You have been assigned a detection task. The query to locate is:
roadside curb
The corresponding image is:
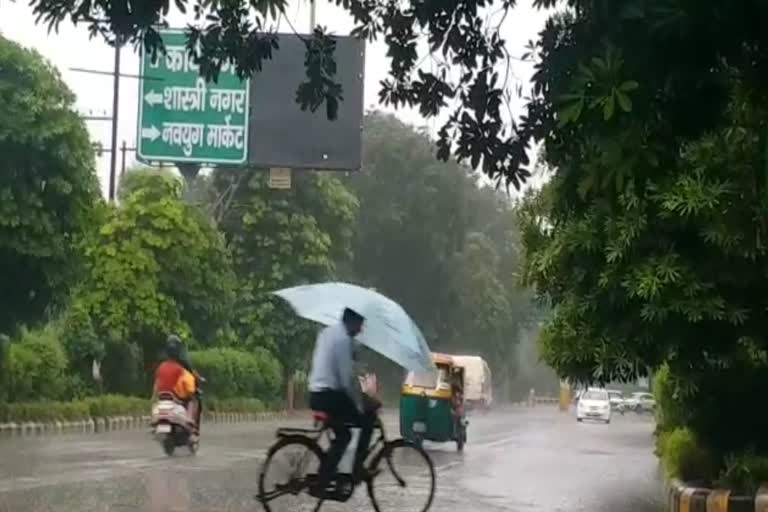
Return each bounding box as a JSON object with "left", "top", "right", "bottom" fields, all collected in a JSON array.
[
  {"left": 668, "top": 479, "right": 768, "bottom": 512},
  {"left": 0, "top": 410, "right": 295, "bottom": 438}
]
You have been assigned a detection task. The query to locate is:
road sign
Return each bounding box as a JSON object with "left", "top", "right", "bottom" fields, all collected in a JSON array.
[
  {"left": 268, "top": 167, "right": 292, "bottom": 189},
  {"left": 137, "top": 30, "right": 250, "bottom": 165},
  {"left": 247, "top": 34, "right": 365, "bottom": 171}
]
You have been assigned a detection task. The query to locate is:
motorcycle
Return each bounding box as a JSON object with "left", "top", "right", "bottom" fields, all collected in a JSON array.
[{"left": 150, "top": 375, "right": 204, "bottom": 456}]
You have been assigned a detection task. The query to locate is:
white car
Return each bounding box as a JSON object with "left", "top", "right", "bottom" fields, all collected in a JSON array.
[
  {"left": 625, "top": 392, "right": 655, "bottom": 413},
  {"left": 607, "top": 389, "right": 626, "bottom": 413},
  {"left": 576, "top": 388, "right": 612, "bottom": 424}
]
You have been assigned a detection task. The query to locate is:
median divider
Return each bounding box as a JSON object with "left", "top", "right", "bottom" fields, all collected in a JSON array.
[
  {"left": 667, "top": 480, "right": 768, "bottom": 512},
  {"left": 534, "top": 396, "right": 559, "bottom": 406},
  {"left": 0, "top": 409, "right": 298, "bottom": 438}
]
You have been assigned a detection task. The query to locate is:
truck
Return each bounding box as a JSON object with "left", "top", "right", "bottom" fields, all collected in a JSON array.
[{"left": 451, "top": 355, "right": 493, "bottom": 410}]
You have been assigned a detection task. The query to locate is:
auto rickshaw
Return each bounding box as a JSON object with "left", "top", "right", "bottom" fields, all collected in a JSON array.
[{"left": 399, "top": 352, "right": 468, "bottom": 451}]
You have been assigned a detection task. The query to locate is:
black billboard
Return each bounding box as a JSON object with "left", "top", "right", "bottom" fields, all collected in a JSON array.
[{"left": 247, "top": 34, "right": 365, "bottom": 171}]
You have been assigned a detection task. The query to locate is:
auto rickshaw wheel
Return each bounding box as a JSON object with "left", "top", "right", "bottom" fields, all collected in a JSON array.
[{"left": 456, "top": 424, "right": 466, "bottom": 452}]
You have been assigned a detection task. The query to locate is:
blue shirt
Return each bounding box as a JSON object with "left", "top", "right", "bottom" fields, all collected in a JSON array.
[{"left": 308, "top": 323, "right": 360, "bottom": 406}]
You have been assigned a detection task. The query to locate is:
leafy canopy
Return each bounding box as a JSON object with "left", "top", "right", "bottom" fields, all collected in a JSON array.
[
  {"left": 0, "top": 35, "right": 99, "bottom": 335},
  {"left": 347, "top": 112, "right": 537, "bottom": 386},
  {"left": 516, "top": 0, "right": 768, "bottom": 464},
  {"left": 64, "top": 168, "right": 236, "bottom": 391},
  {"left": 212, "top": 168, "right": 358, "bottom": 375}
]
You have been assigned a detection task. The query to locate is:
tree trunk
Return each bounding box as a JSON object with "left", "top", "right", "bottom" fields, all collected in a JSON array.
[{"left": 286, "top": 374, "right": 295, "bottom": 411}]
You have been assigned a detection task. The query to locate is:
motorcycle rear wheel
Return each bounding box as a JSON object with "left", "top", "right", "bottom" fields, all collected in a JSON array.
[{"left": 163, "top": 435, "right": 176, "bottom": 456}]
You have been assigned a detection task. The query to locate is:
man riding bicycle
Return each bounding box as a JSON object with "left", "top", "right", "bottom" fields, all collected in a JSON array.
[{"left": 308, "top": 307, "right": 380, "bottom": 497}]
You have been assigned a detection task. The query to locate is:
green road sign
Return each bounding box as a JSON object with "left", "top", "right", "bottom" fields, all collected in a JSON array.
[{"left": 137, "top": 30, "right": 250, "bottom": 165}]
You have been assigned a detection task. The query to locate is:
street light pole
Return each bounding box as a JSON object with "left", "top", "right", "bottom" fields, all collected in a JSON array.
[{"left": 108, "top": 38, "right": 122, "bottom": 202}]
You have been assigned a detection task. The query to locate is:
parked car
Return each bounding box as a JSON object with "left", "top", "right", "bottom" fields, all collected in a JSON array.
[
  {"left": 576, "top": 388, "right": 612, "bottom": 424},
  {"left": 625, "top": 392, "right": 655, "bottom": 413},
  {"left": 607, "top": 389, "right": 626, "bottom": 414}
]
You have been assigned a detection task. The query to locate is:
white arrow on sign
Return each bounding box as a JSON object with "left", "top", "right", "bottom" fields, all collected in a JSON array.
[
  {"left": 141, "top": 125, "right": 161, "bottom": 142},
  {"left": 144, "top": 90, "right": 163, "bottom": 106}
]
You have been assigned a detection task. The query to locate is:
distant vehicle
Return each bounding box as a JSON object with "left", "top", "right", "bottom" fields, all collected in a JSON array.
[
  {"left": 625, "top": 392, "right": 655, "bottom": 413},
  {"left": 452, "top": 355, "right": 492, "bottom": 410},
  {"left": 607, "top": 389, "right": 626, "bottom": 414},
  {"left": 576, "top": 388, "right": 612, "bottom": 424}
]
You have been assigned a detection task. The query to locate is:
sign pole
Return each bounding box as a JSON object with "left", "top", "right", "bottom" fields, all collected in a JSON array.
[{"left": 108, "top": 38, "right": 122, "bottom": 202}]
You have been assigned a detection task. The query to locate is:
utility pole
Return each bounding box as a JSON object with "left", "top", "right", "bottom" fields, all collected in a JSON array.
[
  {"left": 108, "top": 38, "right": 123, "bottom": 202},
  {"left": 120, "top": 140, "right": 128, "bottom": 178}
]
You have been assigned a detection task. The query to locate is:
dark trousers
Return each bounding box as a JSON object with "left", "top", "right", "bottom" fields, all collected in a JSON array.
[{"left": 309, "top": 390, "right": 375, "bottom": 486}]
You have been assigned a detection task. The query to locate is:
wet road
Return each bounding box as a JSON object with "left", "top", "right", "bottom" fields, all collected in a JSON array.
[{"left": 0, "top": 408, "right": 664, "bottom": 512}]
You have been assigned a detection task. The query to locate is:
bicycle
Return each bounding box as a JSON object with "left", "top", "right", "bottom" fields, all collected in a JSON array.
[{"left": 257, "top": 410, "right": 436, "bottom": 512}]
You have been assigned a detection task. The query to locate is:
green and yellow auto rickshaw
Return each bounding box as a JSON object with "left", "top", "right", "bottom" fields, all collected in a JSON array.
[{"left": 400, "top": 352, "right": 468, "bottom": 451}]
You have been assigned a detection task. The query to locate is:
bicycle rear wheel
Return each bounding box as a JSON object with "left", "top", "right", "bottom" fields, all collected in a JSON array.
[
  {"left": 257, "top": 435, "right": 324, "bottom": 512},
  {"left": 366, "top": 439, "right": 436, "bottom": 512}
]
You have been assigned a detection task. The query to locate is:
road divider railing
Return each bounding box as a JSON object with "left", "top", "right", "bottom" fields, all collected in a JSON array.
[
  {"left": 534, "top": 396, "right": 560, "bottom": 405},
  {"left": 0, "top": 409, "right": 297, "bottom": 438}
]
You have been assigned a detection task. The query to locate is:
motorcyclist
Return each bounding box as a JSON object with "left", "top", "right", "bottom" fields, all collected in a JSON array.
[
  {"left": 153, "top": 336, "right": 201, "bottom": 436},
  {"left": 308, "top": 308, "right": 381, "bottom": 497}
]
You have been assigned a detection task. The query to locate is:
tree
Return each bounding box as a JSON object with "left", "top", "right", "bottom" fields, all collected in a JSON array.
[
  {"left": 347, "top": 112, "right": 537, "bottom": 392},
  {"left": 65, "top": 168, "right": 237, "bottom": 393},
  {"left": 212, "top": 168, "right": 358, "bottom": 381},
  {"left": 0, "top": 35, "right": 99, "bottom": 335},
  {"left": 515, "top": 2, "right": 768, "bottom": 469}
]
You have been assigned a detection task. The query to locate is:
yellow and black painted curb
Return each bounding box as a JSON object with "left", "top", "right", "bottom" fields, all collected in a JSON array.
[{"left": 668, "top": 480, "right": 768, "bottom": 512}]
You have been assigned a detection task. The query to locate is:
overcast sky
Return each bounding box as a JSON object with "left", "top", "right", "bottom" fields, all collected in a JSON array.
[{"left": 0, "top": 0, "right": 550, "bottom": 198}]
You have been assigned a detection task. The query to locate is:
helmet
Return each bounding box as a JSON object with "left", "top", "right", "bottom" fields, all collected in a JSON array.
[{"left": 166, "top": 334, "right": 183, "bottom": 360}]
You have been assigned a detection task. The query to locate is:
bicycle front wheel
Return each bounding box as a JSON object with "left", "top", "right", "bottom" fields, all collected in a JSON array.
[
  {"left": 366, "top": 439, "right": 436, "bottom": 512},
  {"left": 257, "top": 435, "right": 324, "bottom": 512}
]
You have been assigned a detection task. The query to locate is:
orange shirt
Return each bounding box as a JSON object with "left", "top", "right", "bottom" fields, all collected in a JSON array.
[{"left": 155, "top": 361, "right": 196, "bottom": 399}]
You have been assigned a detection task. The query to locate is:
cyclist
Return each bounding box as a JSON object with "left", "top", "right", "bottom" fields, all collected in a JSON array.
[{"left": 308, "top": 307, "right": 380, "bottom": 497}]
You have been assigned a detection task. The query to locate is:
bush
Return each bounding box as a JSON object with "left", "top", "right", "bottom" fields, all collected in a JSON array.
[
  {"left": 717, "top": 453, "right": 768, "bottom": 494},
  {"left": 0, "top": 394, "right": 272, "bottom": 423},
  {"left": 85, "top": 395, "right": 149, "bottom": 417},
  {"left": 660, "top": 427, "right": 715, "bottom": 484},
  {"left": 190, "top": 347, "right": 282, "bottom": 400},
  {"left": 206, "top": 397, "right": 266, "bottom": 414},
  {"left": 0, "top": 395, "right": 150, "bottom": 422},
  {"left": 0, "top": 401, "right": 91, "bottom": 422},
  {"left": 653, "top": 364, "right": 686, "bottom": 433},
  {"left": 7, "top": 325, "right": 70, "bottom": 401}
]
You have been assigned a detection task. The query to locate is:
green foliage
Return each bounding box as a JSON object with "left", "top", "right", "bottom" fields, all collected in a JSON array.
[
  {"left": 0, "top": 35, "right": 99, "bottom": 335},
  {"left": 190, "top": 347, "right": 282, "bottom": 400},
  {"left": 66, "top": 168, "right": 237, "bottom": 392},
  {"left": 206, "top": 397, "right": 266, "bottom": 414},
  {"left": 0, "top": 335, "right": 9, "bottom": 401},
  {"left": 659, "top": 427, "right": 714, "bottom": 484},
  {"left": 0, "top": 394, "right": 269, "bottom": 422},
  {"left": 717, "top": 453, "right": 768, "bottom": 494},
  {"left": 6, "top": 325, "right": 69, "bottom": 402},
  {"left": 653, "top": 364, "right": 686, "bottom": 435},
  {"left": 347, "top": 113, "right": 538, "bottom": 393},
  {"left": 213, "top": 169, "right": 358, "bottom": 376},
  {"left": 0, "top": 400, "right": 91, "bottom": 423},
  {"left": 518, "top": 0, "right": 768, "bottom": 477}
]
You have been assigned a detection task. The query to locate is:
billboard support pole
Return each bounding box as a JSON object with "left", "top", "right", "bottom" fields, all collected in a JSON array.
[
  {"left": 108, "top": 38, "right": 122, "bottom": 202},
  {"left": 309, "top": 0, "right": 316, "bottom": 31}
]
